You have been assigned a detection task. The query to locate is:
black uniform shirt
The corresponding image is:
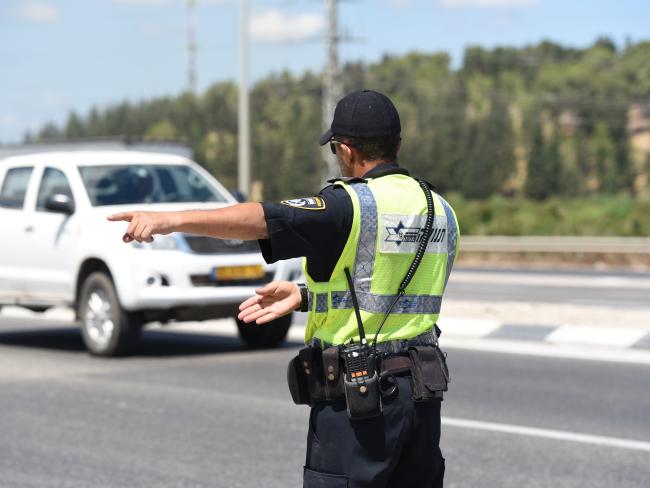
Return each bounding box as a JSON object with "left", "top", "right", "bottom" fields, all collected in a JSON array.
[{"left": 258, "top": 162, "right": 410, "bottom": 282}]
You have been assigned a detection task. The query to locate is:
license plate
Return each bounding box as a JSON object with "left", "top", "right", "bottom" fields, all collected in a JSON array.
[{"left": 213, "top": 265, "right": 265, "bottom": 281}]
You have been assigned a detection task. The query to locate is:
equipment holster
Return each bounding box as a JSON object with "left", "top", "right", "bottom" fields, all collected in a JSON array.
[
  {"left": 286, "top": 346, "right": 344, "bottom": 405},
  {"left": 287, "top": 347, "right": 312, "bottom": 405},
  {"left": 407, "top": 345, "right": 450, "bottom": 402},
  {"left": 344, "top": 371, "right": 382, "bottom": 420},
  {"left": 321, "top": 346, "right": 345, "bottom": 400}
]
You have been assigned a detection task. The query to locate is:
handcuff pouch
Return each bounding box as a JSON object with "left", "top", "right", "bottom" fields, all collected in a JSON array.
[
  {"left": 287, "top": 346, "right": 345, "bottom": 405},
  {"left": 408, "top": 345, "right": 450, "bottom": 402},
  {"left": 287, "top": 347, "right": 312, "bottom": 405}
]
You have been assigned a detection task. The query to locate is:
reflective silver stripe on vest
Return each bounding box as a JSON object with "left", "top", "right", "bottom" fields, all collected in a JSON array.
[
  {"left": 315, "top": 293, "right": 328, "bottom": 313},
  {"left": 349, "top": 183, "right": 377, "bottom": 292},
  {"left": 440, "top": 196, "right": 458, "bottom": 288},
  {"left": 332, "top": 182, "right": 443, "bottom": 315},
  {"left": 331, "top": 291, "right": 442, "bottom": 314}
]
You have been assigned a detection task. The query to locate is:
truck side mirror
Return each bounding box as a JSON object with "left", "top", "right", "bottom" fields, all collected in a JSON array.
[{"left": 45, "top": 193, "right": 75, "bottom": 215}]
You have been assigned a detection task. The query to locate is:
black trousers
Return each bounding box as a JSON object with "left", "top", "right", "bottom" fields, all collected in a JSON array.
[{"left": 303, "top": 376, "right": 445, "bottom": 488}]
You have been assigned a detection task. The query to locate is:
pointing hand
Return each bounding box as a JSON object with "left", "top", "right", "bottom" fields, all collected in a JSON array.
[{"left": 106, "top": 211, "right": 178, "bottom": 243}]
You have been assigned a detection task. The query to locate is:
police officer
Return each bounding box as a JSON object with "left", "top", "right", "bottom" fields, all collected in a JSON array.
[{"left": 108, "top": 89, "right": 459, "bottom": 488}]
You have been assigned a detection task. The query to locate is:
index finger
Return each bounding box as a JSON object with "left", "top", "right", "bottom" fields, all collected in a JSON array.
[{"left": 106, "top": 212, "right": 134, "bottom": 222}]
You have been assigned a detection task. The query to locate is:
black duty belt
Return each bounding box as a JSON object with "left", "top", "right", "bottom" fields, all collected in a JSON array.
[
  {"left": 381, "top": 354, "right": 413, "bottom": 375},
  {"left": 311, "top": 326, "right": 441, "bottom": 355},
  {"left": 287, "top": 337, "right": 450, "bottom": 407}
]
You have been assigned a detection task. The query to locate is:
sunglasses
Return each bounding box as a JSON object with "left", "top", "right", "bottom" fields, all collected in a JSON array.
[{"left": 329, "top": 139, "right": 361, "bottom": 155}]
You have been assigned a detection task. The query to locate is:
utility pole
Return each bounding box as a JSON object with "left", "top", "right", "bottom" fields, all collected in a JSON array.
[
  {"left": 322, "top": 0, "right": 343, "bottom": 181},
  {"left": 238, "top": 0, "right": 250, "bottom": 196},
  {"left": 187, "top": 0, "right": 198, "bottom": 94}
]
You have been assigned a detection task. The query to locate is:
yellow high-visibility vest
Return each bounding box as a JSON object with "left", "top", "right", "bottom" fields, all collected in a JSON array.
[{"left": 303, "top": 173, "right": 460, "bottom": 345}]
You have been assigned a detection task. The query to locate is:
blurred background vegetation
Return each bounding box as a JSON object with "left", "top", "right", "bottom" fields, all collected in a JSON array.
[{"left": 27, "top": 38, "right": 650, "bottom": 236}]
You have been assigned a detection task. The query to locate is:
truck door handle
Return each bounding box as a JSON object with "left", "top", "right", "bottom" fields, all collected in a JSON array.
[{"left": 24, "top": 225, "right": 34, "bottom": 233}]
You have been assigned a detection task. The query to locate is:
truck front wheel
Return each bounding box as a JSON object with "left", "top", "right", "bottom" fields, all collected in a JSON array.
[
  {"left": 78, "top": 272, "right": 142, "bottom": 356},
  {"left": 236, "top": 313, "right": 292, "bottom": 349}
]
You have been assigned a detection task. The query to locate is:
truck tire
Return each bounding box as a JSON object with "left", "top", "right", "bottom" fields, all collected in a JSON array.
[
  {"left": 236, "top": 313, "right": 292, "bottom": 349},
  {"left": 78, "top": 272, "right": 142, "bottom": 356}
]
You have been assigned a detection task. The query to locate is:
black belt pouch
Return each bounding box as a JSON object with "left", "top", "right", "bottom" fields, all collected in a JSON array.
[
  {"left": 408, "top": 346, "right": 450, "bottom": 402},
  {"left": 287, "top": 347, "right": 314, "bottom": 406},
  {"left": 344, "top": 372, "right": 382, "bottom": 420},
  {"left": 321, "top": 346, "right": 344, "bottom": 401}
]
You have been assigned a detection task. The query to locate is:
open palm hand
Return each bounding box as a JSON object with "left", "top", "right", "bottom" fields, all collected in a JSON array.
[{"left": 237, "top": 281, "right": 301, "bottom": 325}]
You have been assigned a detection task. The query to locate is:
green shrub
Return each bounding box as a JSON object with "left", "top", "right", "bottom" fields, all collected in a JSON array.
[{"left": 445, "top": 195, "right": 650, "bottom": 236}]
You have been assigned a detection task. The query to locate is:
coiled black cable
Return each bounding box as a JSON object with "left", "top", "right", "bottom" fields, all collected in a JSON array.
[{"left": 371, "top": 178, "right": 436, "bottom": 350}]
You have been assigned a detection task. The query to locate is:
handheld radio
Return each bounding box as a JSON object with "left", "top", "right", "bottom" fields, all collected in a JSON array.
[{"left": 342, "top": 268, "right": 382, "bottom": 419}]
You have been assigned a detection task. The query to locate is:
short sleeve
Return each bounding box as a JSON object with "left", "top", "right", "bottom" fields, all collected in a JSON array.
[{"left": 257, "top": 185, "right": 353, "bottom": 282}]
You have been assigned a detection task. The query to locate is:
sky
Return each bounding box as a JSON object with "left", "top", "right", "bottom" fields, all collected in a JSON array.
[{"left": 0, "top": 0, "right": 648, "bottom": 143}]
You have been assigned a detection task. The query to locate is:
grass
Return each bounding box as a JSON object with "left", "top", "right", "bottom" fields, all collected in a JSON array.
[{"left": 445, "top": 194, "right": 650, "bottom": 236}]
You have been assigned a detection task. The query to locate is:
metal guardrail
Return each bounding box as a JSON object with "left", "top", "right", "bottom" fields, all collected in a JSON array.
[{"left": 460, "top": 236, "right": 650, "bottom": 254}]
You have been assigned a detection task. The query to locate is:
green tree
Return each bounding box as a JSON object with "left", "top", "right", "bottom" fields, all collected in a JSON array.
[
  {"left": 144, "top": 119, "right": 177, "bottom": 140},
  {"left": 65, "top": 113, "right": 85, "bottom": 138},
  {"left": 463, "top": 89, "right": 515, "bottom": 199},
  {"left": 591, "top": 122, "right": 618, "bottom": 193},
  {"left": 525, "top": 117, "right": 561, "bottom": 200}
]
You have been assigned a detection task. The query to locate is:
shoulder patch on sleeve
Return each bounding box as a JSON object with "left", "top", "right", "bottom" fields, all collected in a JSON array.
[{"left": 280, "top": 196, "right": 327, "bottom": 211}]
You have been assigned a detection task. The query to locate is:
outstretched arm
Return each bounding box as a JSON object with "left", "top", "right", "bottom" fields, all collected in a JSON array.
[
  {"left": 107, "top": 202, "right": 268, "bottom": 243},
  {"left": 238, "top": 281, "right": 302, "bottom": 325}
]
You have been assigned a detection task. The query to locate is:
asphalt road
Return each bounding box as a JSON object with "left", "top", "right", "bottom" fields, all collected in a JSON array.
[{"left": 1, "top": 318, "right": 649, "bottom": 488}]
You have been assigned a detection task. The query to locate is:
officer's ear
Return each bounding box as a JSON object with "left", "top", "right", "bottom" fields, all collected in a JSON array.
[{"left": 339, "top": 142, "right": 355, "bottom": 165}]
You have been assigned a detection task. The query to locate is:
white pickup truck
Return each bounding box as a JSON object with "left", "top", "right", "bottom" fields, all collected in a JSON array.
[{"left": 0, "top": 149, "right": 300, "bottom": 356}]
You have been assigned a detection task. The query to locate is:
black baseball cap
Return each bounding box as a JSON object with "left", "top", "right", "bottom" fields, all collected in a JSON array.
[{"left": 319, "top": 89, "right": 401, "bottom": 145}]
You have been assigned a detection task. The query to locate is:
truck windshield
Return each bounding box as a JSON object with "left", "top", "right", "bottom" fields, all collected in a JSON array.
[{"left": 79, "top": 164, "right": 229, "bottom": 206}]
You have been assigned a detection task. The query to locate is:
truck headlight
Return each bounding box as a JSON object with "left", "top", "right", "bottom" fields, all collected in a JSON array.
[{"left": 131, "top": 235, "right": 180, "bottom": 251}]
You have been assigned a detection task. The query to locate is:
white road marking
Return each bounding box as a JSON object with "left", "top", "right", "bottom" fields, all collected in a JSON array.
[
  {"left": 148, "top": 319, "right": 234, "bottom": 334},
  {"left": 149, "top": 320, "right": 309, "bottom": 342},
  {"left": 440, "top": 337, "right": 650, "bottom": 365},
  {"left": 546, "top": 325, "right": 648, "bottom": 348},
  {"left": 437, "top": 317, "right": 501, "bottom": 337},
  {"left": 442, "top": 417, "right": 650, "bottom": 452}
]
